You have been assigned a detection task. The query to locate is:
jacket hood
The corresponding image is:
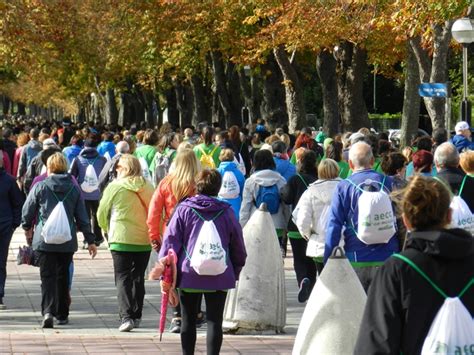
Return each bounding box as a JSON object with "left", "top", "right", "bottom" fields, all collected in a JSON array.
[
  {"left": 44, "top": 174, "right": 76, "bottom": 193},
  {"left": 28, "top": 140, "right": 42, "bottom": 151},
  {"left": 309, "top": 178, "right": 341, "bottom": 204},
  {"left": 406, "top": 228, "right": 474, "bottom": 260},
  {"left": 117, "top": 176, "right": 149, "bottom": 193},
  {"left": 181, "top": 194, "right": 231, "bottom": 214},
  {"left": 219, "top": 161, "right": 238, "bottom": 172},
  {"left": 253, "top": 169, "right": 284, "bottom": 186},
  {"left": 79, "top": 147, "right": 99, "bottom": 159}
]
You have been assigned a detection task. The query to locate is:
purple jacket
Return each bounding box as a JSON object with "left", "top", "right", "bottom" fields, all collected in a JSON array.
[{"left": 159, "top": 195, "right": 247, "bottom": 290}]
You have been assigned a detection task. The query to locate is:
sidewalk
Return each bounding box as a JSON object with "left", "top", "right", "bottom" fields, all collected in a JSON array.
[{"left": 0, "top": 229, "right": 303, "bottom": 354}]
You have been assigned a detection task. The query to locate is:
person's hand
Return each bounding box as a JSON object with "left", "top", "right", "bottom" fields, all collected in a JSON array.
[
  {"left": 151, "top": 239, "right": 161, "bottom": 251},
  {"left": 25, "top": 229, "right": 33, "bottom": 245},
  {"left": 88, "top": 244, "right": 97, "bottom": 259}
]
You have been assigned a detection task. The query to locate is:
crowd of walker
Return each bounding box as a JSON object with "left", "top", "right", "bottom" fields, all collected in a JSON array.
[{"left": 0, "top": 115, "right": 473, "bottom": 354}]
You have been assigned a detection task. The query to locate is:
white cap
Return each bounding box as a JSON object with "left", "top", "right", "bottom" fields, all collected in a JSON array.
[{"left": 455, "top": 121, "right": 470, "bottom": 133}]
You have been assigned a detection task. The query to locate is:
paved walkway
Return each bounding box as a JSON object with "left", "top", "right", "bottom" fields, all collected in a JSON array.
[{"left": 0, "top": 229, "right": 304, "bottom": 354}]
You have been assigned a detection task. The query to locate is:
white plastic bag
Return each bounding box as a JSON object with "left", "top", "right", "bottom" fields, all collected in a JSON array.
[
  {"left": 190, "top": 220, "right": 227, "bottom": 276},
  {"left": 234, "top": 154, "right": 246, "bottom": 176},
  {"left": 218, "top": 171, "right": 240, "bottom": 199},
  {"left": 421, "top": 297, "right": 474, "bottom": 354},
  {"left": 81, "top": 164, "right": 99, "bottom": 193},
  {"left": 42, "top": 201, "right": 72, "bottom": 244},
  {"left": 449, "top": 196, "right": 474, "bottom": 235}
]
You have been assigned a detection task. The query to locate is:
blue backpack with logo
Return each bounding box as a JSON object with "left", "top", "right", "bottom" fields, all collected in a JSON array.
[{"left": 255, "top": 184, "right": 280, "bottom": 214}]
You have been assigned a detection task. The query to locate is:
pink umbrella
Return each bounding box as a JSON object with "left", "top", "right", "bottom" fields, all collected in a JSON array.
[{"left": 149, "top": 249, "right": 178, "bottom": 341}]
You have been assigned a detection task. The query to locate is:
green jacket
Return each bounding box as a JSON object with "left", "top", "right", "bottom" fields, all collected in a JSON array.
[
  {"left": 134, "top": 144, "right": 157, "bottom": 173},
  {"left": 98, "top": 176, "right": 154, "bottom": 246},
  {"left": 193, "top": 143, "right": 221, "bottom": 169}
]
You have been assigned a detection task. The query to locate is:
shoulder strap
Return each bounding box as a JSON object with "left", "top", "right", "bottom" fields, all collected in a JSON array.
[
  {"left": 191, "top": 208, "right": 224, "bottom": 222},
  {"left": 134, "top": 191, "right": 148, "bottom": 213},
  {"left": 199, "top": 145, "right": 209, "bottom": 156},
  {"left": 434, "top": 176, "right": 454, "bottom": 197},
  {"left": 458, "top": 175, "right": 468, "bottom": 196},
  {"left": 47, "top": 185, "right": 76, "bottom": 203},
  {"left": 297, "top": 173, "right": 308, "bottom": 188},
  {"left": 393, "top": 253, "right": 474, "bottom": 299},
  {"left": 210, "top": 145, "right": 218, "bottom": 155}
]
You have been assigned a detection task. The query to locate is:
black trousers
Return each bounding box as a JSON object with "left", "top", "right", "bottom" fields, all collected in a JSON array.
[
  {"left": 0, "top": 223, "right": 14, "bottom": 298},
  {"left": 179, "top": 290, "right": 227, "bottom": 355},
  {"left": 289, "top": 237, "right": 317, "bottom": 287},
  {"left": 111, "top": 251, "right": 150, "bottom": 321},
  {"left": 84, "top": 200, "right": 103, "bottom": 243},
  {"left": 37, "top": 251, "right": 73, "bottom": 320}
]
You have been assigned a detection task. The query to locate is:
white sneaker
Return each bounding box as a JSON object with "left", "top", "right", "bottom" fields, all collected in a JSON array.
[{"left": 119, "top": 320, "right": 134, "bottom": 332}]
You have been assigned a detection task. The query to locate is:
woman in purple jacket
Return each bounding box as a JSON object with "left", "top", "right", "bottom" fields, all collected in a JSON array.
[{"left": 159, "top": 169, "right": 247, "bottom": 355}]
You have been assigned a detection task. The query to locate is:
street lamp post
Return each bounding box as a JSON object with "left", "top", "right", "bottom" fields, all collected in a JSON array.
[{"left": 452, "top": 17, "right": 474, "bottom": 127}]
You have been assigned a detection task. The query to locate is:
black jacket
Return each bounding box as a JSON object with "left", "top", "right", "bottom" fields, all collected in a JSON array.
[
  {"left": 24, "top": 147, "right": 62, "bottom": 193},
  {"left": 354, "top": 229, "right": 474, "bottom": 355},
  {"left": 21, "top": 173, "right": 95, "bottom": 252},
  {"left": 281, "top": 172, "right": 317, "bottom": 232},
  {"left": 0, "top": 168, "right": 23, "bottom": 227},
  {"left": 437, "top": 167, "right": 474, "bottom": 213},
  {"left": 2, "top": 139, "right": 16, "bottom": 167}
]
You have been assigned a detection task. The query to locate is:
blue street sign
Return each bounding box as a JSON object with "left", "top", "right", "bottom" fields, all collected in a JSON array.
[{"left": 418, "top": 83, "right": 449, "bottom": 98}]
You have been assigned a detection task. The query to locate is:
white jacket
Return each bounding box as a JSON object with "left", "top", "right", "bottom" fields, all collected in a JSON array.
[
  {"left": 294, "top": 178, "right": 341, "bottom": 257},
  {"left": 239, "top": 169, "right": 290, "bottom": 229}
]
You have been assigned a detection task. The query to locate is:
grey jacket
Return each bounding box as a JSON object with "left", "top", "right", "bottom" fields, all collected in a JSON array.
[
  {"left": 239, "top": 169, "right": 290, "bottom": 229},
  {"left": 21, "top": 174, "right": 95, "bottom": 252}
]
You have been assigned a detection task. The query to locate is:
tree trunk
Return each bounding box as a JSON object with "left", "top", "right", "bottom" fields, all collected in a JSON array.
[
  {"left": 210, "top": 50, "right": 236, "bottom": 128},
  {"left": 132, "top": 86, "right": 146, "bottom": 128},
  {"left": 316, "top": 50, "right": 340, "bottom": 136},
  {"left": 175, "top": 79, "right": 193, "bottom": 128},
  {"left": 401, "top": 43, "right": 421, "bottom": 148},
  {"left": 335, "top": 42, "right": 370, "bottom": 132},
  {"left": 105, "top": 88, "right": 118, "bottom": 126},
  {"left": 239, "top": 69, "right": 262, "bottom": 126},
  {"left": 260, "top": 52, "right": 288, "bottom": 130},
  {"left": 118, "top": 92, "right": 133, "bottom": 127},
  {"left": 273, "top": 45, "right": 307, "bottom": 132},
  {"left": 165, "top": 87, "right": 180, "bottom": 128},
  {"left": 2, "top": 96, "right": 10, "bottom": 115},
  {"left": 190, "top": 75, "right": 210, "bottom": 127},
  {"left": 91, "top": 93, "right": 102, "bottom": 125},
  {"left": 409, "top": 21, "right": 452, "bottom": 130},
  {"left": 143, "top": 89, "right": 155, "bottom": 128},
  {"left": 17, "top": 102, "right": 26, "bottom": 115},
  {"left": 226, "top": 62, "right": 244, "bottom": 126}
]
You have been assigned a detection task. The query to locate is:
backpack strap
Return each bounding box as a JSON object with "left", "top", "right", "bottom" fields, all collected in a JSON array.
[
  {"left": 47, "top": 185, "right": 76, "bottom": 203},
  {"left": 134, "top": 192, "right": 148, "bottom": 213},
  {"left": 210, "top": 145, "right": 219, "bottom": 156},
  {"left": 191, "top": 208, "right": 224, "bottom": 222},
  {"left": 393, "top": 253, "right": 474, "bottom": 299},
  {"left": 458, "top": 175, "right": 469, "bottom": 196},
  {"left": 433, "top": 176, "right": 454, "bottom": 197},
  {"left": 296, "top": 173, "right": 308, "bottom": 188}
]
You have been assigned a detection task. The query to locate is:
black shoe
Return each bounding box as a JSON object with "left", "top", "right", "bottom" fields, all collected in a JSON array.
[
  {"left": 57, "top": 317, "right": 69, "bottom": 325},
  {"left": 298, "top": 278, "right": 312, "bottom": 303},
  {"left": 196, "top": 312, "right": 206, "bottom": 328},
  {"left": 0, "top": 297, "right": 5, "bottom": 310},
  {"left": 42, "top": 314, "right": 54, "bottom": 328},
  {"left": 133, "top": 318, "right": 141, "bottom": 328},
  {"left": 169, "top": 318, "right": 181, "bottom": 333}
]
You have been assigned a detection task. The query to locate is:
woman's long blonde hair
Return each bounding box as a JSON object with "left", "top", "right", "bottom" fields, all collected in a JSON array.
[{"left": 170, "top": 148, "right": 200, "bottom": 201}]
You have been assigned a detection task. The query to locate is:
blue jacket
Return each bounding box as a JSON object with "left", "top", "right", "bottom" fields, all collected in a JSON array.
[
  {"left": 274, "top": 157, "right": 296, "bottom": 182},
  {"left": 69, "top": 148, "right": 107, "bottom": 201},
  {"left": 324, "top": 169, "right": 400, "bottom": 263},
  {"left": 217, "top": 161, "right": 245, "bottom": 220},
  {"left": 450, "top": 134, "right": 474, "bottom": 153},
  {"left": 63, "top": 145, "right": 82, "bottom": 166},
  {"left": 97, "top": 141, "right": 116, "bottom": 159},
  {"left": 0, "top": 168, "right": 23, "bottom": 227}
]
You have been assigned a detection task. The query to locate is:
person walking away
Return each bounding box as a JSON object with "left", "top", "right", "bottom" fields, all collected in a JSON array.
[
  {"left": 216, "top": 149, "right": 245, "bottom": 220},
  {"left": 228, "top": 125, "right": 251, "bottom": 177},
  {"left": 272, "top": 140, "right": 296, "bottom": 182},
  {"left": 281, "top": 150, "right": 318, "bottom": 302},
  {"left": 134, "top": 129, "right": 159, "bottom": 179},
  {"left": 354, "top": 176, "right": 473, "bottom": 354},
  {"left": 0, "top": 151, "right": 23, "bottom": 309},
  {"left": 412, "top": 150, "right": 434, "bottom": 177},
  {"left": 147, "top": 148, "right": 200, "bottom": 333},
  {"left": 21, "top": 153, "right": 97, "bottom": 328},
  {"left": 24, "top": 139, "right": 61, "bottom": 193},
  {"left": 240, "top": 149, "right": 290, "bottom": 246},
  {"left": 450, "top": 121, "right": 474, "bottom": 153},
  {"left": 159, "top": 169, "right": 247, "bottom": 355},
  {"left": 97, "top": 154, "right": 154, "bottom": 332},
  {"left": 69, "top": 138, "right": 107, "bottom": 246},
  {"left": 434, "top": 142, "right": 474, "bottom": 212},
  {"left": 1, "top": 128, "right": 17, "bottom": 173},
  {"left": 17, "top": 128, "right": 42, "bottom": 192},
  {"left": 325, "top": 141, "right": 351, "bottom": 179},
  {"left": 62, "top": 135, "right": 83, "bottom": 166},
  {"left": 380, "top": 152, "right": 407, "bottom": 190},
  {"left": 98, "top": 141, "right": 130, "bottom": 192},
  {"left": 193, "top": 126, "right": 221, "bottom": 169},
  {"left": 12, "top": 132, "right": 30, "bottom": 179},
  {"left": 97, "top": 132, "right": 116, "bottom": 160},
  {"left": 324, "top": 142, "right": 399, "bottom": 291}
]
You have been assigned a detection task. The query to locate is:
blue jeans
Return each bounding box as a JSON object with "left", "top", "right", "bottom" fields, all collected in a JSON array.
[{"left": 0, "top": 223, "right": 14, "bottom": 298}]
